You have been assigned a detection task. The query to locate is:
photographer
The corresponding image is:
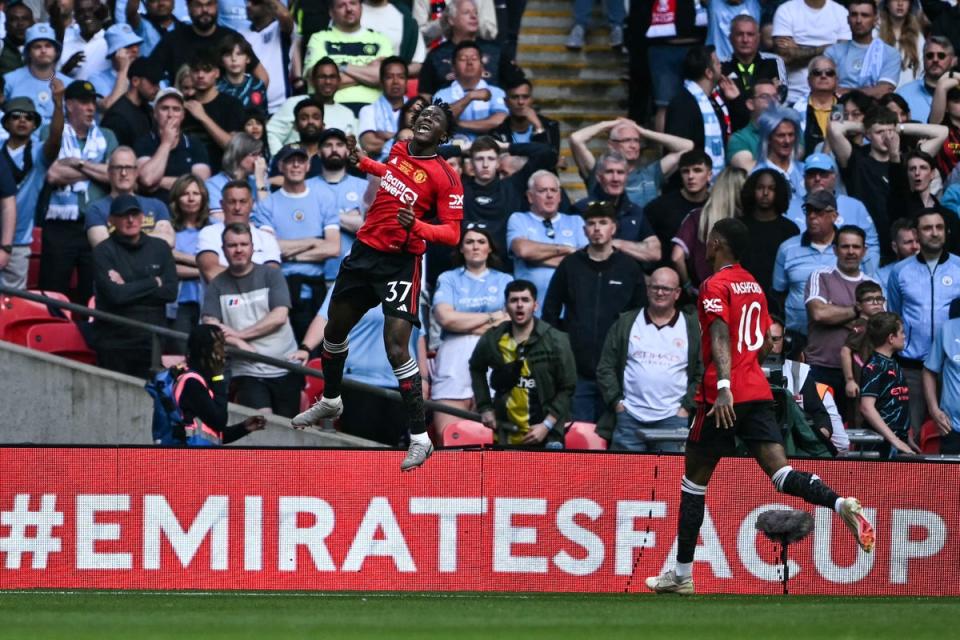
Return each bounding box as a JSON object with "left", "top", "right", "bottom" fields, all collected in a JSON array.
[
  {"left": 767, "top": 317, "right": 848, "bottom": 454},
  {"left": 468, "top": 280, "right": 576, "bottom": 448}
]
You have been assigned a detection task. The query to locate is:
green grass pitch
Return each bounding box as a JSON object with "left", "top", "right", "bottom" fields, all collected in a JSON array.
[{"left": 1, "top": 592, "right": 958, "bottom": 639}]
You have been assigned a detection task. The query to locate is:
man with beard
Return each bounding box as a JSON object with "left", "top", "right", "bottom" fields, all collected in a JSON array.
[
  {"left": 0, "top": 1, "right": 34, "bottom": 76},
  {"left": 181, "top": 49, "right": 245, "bottom": 173},
  {"left": 124, "top": 0, "right": 180, "bottom": 58},
  {"left": 291, "top": 100, "right": 464, "bottom": 472},
  {"left": 269, "top": 97, "right": 325, "bottom": 182},
  {"left": 3, "top": 23, "right": 71, "bottom": 125},
  {"left": 255, "top": 145, "right": 341, "bottom": 340},
  {"left": 267, "top": 57, "right": 358, "bottom": 154},
  {"left": 101, "top": 57, "right": 161, "bottom": 148},
  {"left": 58, "top": 0, "right": 110, "bottom": 81},
  {"left": 148, "top": 0, "right": 266, "bottom": 86},
  {"left": 308, "top": 128, "right": 368, "bottom": 286},
  {"left": 898, "top": 37, "right": 955, "bottom": 125}
]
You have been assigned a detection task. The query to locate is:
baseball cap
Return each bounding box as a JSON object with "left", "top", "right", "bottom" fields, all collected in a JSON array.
[
  {"left": 803, "top": 189, "right": 837, "bottom": 211},
  {"left": 318, "top": 128, "right": 347, "bottom": 145},
  {"left": 105, "top": 23, "right": 143, "bottom": 57},
  {"left": 803, "top": 153, "right": 836, "bottom": 173},
  {"left": 109, "top": 194, "right": 143, "bottom": 217},
  {"left": 275, "top": 144, "right": 310, "bottom": 164},
  {"left": 154, "top": 87, "right": 184, "bottom": 105},
  {"left": 64, "top": 80, "right": 98, "bottom": 101},
  {"left": 127, "top": 57, "right": 163, "bottom": 85}
]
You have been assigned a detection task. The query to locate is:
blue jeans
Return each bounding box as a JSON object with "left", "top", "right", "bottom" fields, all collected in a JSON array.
[
  {"left": 572, "top": 379, "right": 607, "bottom": 423},
  {"left": 610, "top": 411, "right": 688, "bottom": 453},
  {"left": 574, "top": 0, "right": 626, "bottom": 26},
  {"left": 648, "top": 44, "right": 691, "bottom": 107}
]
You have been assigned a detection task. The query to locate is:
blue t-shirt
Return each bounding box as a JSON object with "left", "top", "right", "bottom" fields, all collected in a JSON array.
[
  {"left": 925, "top": 318, "right": 960, "bottom": 434},
  {"left": 85, "top": 194, "right": 171, "bottom": 233},
  {"left": 506, "top": 210, "right": 588, "bottom": 313},
  {"left": 175, "top": 226, "right": 203, "bottom": 304},
  {"left": 307, "top": 174, "right": 368, "bottom": 280},
  {"left": 433, "top": 267, "right": 514, "bottom": 338},
  {"left": 3, "top": 67, "right": 72, "bottom": 126},
  {"left": 319, "top": 288, "right": 419, "bottom": 389},
  {"left": 825, "top": 40, "right": 901, "bottom": 90},
  {"left": 433, "top": 81, "right": 508, "bottom": 142},
  {"left": 88, "top": 68, "right": 118, "bottom": 99},
  {"left": 2, "top": 141, "right": 50, "bottom": 245},
  {"left": 253, "top": 186, "right": 339, "bottom": 280},
  {"left": 708, "top": 0, "right": 761, "bottom": 62},
  {"left": 205, "top": 173, "right": 257, "bottom": 213}
]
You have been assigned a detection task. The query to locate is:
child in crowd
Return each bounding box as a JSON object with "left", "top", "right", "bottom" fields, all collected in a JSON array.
[
  {"left": 243, "top": 107, "right": 271, "bottom": 163},
  {"left": 841, "top": 280, "right": 888, "bottom": 425},
  {"left": 217, "top": 33, "right": 267, "bottom": 110},
  {"left": 859, "top": 312, "right": 917, "bottom": 458}
]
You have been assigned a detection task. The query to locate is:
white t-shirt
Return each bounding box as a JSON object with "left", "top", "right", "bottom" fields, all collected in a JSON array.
[
  {"left": 59, "top": 25, "right": 110, "bottom": 81},
  {"left": 622, "top": 312, "right": 689, "bottom": 423},
  {"left": 361, "top": 3, "right": 427, "bottom": 64},
  {"left": 236, "top": 20, "right": 289, "bottom": 113},
  {"left": 196, "top": 221, "right": 282, "bottom": 267},
  {"left": 772, "top": 0, "right": 851, "bottom": 104}
]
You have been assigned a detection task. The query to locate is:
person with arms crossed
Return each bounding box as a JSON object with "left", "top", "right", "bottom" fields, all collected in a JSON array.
[
  {"left": 646, "top": 218, "right": 874, "bottom": 595},
  {"left": 290, "top": 100, "right": 464, "bottom": 471}
]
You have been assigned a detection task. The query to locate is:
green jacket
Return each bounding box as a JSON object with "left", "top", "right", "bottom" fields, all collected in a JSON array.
[
  {"left": 469, "top": 319, "right": 577, "bottom": 446},
  {"left": 595, "top": 308, "right": 703, "bottom": 442}
]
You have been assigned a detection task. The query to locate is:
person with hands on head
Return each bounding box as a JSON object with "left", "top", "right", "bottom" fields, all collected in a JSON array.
[
  {"left": 928, "top": 68, "right": 960, "bottom": 177},
  {"left": 646, "top": 217, "right": 875, "bottom": 597},
  {"left": 291, "top": 99, "right": 464, "bottom": 472},
  {"left": 570, "top": 116, "right": 694, "bottom": 210},
  {"left": 174, "top": 324, "right": 267, "bottom": 446},
  {"left": 469, "top": 279, "right": 576, "bottom": 448}
]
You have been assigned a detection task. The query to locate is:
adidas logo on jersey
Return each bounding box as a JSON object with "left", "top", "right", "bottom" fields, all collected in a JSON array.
[{"left": 397, "top": 304, "right": 408, "bottom": 312}]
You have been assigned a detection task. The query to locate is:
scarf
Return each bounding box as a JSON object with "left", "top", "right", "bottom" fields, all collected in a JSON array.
[
  {"left": 647, "top": 0, "right": 707, "bottom": 38},
  {"left": 858, "top": 39, "right": 887, "bottom": 88},
  {"left": 685, "top": 80, "right": 727, "bottom": 177},
  {"left": 372, "top": 95, "right": 400, "bottom": 135},
  {"left": 46, "top": 121, "right": 108, "bottom": 221}
]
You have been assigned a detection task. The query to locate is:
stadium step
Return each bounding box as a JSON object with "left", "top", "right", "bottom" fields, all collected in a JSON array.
[{"left": 516, "top": 0, "right": 628, "bottom": 201}]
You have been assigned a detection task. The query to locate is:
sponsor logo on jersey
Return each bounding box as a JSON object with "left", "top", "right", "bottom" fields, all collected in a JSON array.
[
  {"left": 730, "top": 281, "right": 763, "bottom": 295},
  {"left": 397, "top": 159, "right": 415, "bottom": 177},
  {"left": 380, "top": 169, "right": 419, "bottom": 206},
  {"left": 702, "top": 297, "right": 724, "bottom": 314},
  {"left": 448, "top": 194, "right": 464, "bottom": 209},
  {"left": 517, "top": 376, "right": 537, "bottom": 389}
]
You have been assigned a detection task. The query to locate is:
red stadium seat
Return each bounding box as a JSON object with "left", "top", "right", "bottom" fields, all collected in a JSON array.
[
  {"left": 28, "top": 290, "right": 72, "bottom": 320},
  {"left": 25, "top": 322, "right": 96, "bottom": 365},
  {"left": 442, "top": 420, "right": 494, "bottom": 447},
  {"left": 303, "top": 357, "right": 325, "bottom": 405},
  {"left": 919, "top": 419, "right": 941, "bottom": 455},
  {"left": 565, "top": 422, "right": 608, "bottom": 450},
  {"left": 0, "top": 295, "right": 69, "bottom": 346}
]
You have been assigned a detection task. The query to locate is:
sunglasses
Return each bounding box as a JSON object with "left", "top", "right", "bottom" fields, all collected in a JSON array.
[
  {"left": 926, "top": 52, "right": 949, "bottom": 60},
  {"left": 542, "top": 219, "right": 555, "bottom": 239},
  {"left": 811, "top": 68, "right": 836, "bottom": 77},
  {"left": 465, "top": 222, "right": 487, "bottom": 230}
]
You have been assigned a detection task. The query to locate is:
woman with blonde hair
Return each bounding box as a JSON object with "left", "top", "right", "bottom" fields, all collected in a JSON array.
[
  {"left": 166, "top": 175, "right": 212, "bottom": 346},
  {"left": 671, "top": 167, "right": 747, "bottom": 293},
  {"left": 879, "top": 0, "right": 926, "bottom": 86}
]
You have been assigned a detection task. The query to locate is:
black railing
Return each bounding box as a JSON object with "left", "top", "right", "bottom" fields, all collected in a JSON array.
[{"left": 0, "top": 285, "right": 479, "bottom": 421}]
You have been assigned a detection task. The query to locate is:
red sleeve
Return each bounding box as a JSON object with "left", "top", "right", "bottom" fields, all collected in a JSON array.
[
  {"left": 412, "top": 218, "right": 461, "bottom": 246},
  {"left": 358, "top": 156, "right": 387, "bottom": 177},
  {"left": 698, "top": 276, "right": 730, "bottom": 330}
]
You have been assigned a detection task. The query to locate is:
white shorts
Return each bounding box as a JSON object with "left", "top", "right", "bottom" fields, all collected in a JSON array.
[{"left": 430, "top": 334, "right": 481, "bottom": 401}]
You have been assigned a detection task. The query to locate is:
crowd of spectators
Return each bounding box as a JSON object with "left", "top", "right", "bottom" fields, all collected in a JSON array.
[{"left": 2, "top": 0, "right": 960, "bottom": 455}]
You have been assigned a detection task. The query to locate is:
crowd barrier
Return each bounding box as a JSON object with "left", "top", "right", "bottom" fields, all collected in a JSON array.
[{"left": 1, "top": 447, "right": 955, "bottom": 595}]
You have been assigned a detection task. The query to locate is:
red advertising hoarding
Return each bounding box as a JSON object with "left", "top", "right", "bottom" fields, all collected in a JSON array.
[{"left": 0, "top": 447, "right": 955, "bottom": 594}]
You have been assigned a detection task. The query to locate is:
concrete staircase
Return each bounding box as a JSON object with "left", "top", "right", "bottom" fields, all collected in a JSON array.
[{"left": 516, "top": 0, "right": 630, "bottom": 201}]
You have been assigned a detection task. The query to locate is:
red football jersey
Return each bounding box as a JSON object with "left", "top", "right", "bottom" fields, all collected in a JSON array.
[
  {"left": 696, "top": 263, "right": 773, "bottom": 404},
  {"left": 356, "top": 142, "right": 464, "bottom": 256}
]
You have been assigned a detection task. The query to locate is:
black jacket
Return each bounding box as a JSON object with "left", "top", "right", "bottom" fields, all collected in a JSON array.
[
  {"left": 541, "top": 249, "right": 647, "bottom": 379},
  {"left": 177, "top": 372, "right": 251, "bottom": 444},
  {"left": 92, "top": 233, "right": 177, "bottom": 349}
]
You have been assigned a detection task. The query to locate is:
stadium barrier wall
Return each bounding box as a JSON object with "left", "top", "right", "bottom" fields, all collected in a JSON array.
[{"left": 1, "top": 447, "right": 955, "bottom": 595}]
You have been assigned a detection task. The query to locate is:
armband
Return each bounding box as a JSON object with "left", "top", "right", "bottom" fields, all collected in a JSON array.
[
  {"left": 716, "top": 379, "right": 731, "bottom": 390},
  {"left": 543, "top": 416, "right": 556, "bottom": 431}
]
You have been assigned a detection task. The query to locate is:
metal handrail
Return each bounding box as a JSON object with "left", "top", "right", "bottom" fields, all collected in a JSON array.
[{"left": 0, "top": 285, "right": 481, "bottom": 421}]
